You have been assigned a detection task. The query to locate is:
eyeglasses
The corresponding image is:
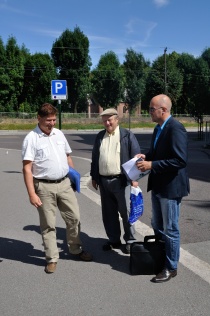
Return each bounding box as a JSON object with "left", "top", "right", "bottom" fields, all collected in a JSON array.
[{"left": 149, "top": 106, "right": 162, "bottom": 112}]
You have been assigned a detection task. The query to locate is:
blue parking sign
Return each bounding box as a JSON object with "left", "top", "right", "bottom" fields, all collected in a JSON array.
[{"left": 51, "top": 80, "right": 68, "bottom": 100}]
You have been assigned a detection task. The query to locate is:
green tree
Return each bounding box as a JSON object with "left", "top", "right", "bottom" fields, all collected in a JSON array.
[
  {"left": 192, "top": 57, "right": 210, "bottom": 115},
  {"left": 91, "top": 51, "right": 124, "bottom": 108},
  {"left": 4, "top": 36, "right": 25, "bottom": 111},
  {"left": 144, "top": 51, "right": 183, "bottom": 113},
  {"left": 51, "top": 27, "right": 91, "bottom": 112},
  {"left": 123, "top": 49, "right": 148, "bottom": 114},
  {"left": 0, "top": 37, "right": 9, "bottom": 111},
  {"left": 201, "top": 47, "right": 210, "bottom": 67},
  {"left": 176, "top": 53, "right": 197, "bottom": 114},
  {"left": 21, "top": 53, "right": 57, "bottom": 112},
  {"left": 165, "top": 52, "right": 183, "bottom": 113},
  {"left": 200, "top": 48, "right": 210, "bottom": 114}
]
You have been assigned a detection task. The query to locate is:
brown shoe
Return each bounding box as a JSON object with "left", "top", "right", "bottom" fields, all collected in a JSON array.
[
  {"left": 45, "top": 262, "right": 57, "bottom": 274},
  {"left": 73, "top": 251, "right": 93, "bottom": 262}
]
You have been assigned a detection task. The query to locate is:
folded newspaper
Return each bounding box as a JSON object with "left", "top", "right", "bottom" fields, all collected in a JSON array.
[{"left": 122, "top": 157, "right": 150, "bottom": 181}]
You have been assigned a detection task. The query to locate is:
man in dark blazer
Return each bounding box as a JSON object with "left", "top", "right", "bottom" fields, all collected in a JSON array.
[{"left": 136, "top": 94, "right": 190, "bottom": 283}]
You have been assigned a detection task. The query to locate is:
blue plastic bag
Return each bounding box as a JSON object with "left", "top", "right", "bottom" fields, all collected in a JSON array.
[
  {"left": 129, "top": 186, "right": 144, "bottom": 224},
  {"left": 68, "top": 167, "right": 81, "bottom": 193}
]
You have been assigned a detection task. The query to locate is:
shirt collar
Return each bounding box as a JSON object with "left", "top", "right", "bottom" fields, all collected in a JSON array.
[
  {"left": 36, "top": 125, "right": 56, "bottom": 137},
  {"left": 105, "top": 125, "right": 119, "bottom": 136},
  {"left": 157, "top": 115, "right": 171, "bottom": 130}
]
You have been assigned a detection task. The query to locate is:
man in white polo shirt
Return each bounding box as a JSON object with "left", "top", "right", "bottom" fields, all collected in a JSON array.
[{"left": 22, "top": 103, "right": 92, "bottom": 274}]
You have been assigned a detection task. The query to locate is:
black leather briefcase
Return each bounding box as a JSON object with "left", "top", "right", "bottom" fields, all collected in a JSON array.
[{"left": 130, "top": 235, "right": 165, "bottom": 275}]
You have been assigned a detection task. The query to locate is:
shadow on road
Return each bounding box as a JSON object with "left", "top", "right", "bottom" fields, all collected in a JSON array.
[
  {"left": 21, "top": 224, "right": 131, "bottom": 274},
  {"left": 0, "top": 237, "right": 45, "bottom": 266}
]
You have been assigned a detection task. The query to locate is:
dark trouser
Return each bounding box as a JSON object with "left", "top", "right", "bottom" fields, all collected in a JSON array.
[{"left": 99, "top": 176, "right": 135, "bottom": 243}]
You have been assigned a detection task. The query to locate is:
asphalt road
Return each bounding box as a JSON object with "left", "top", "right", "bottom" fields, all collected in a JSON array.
[{"left": 0, "top": 128, "right": 210, "bottom": 316}]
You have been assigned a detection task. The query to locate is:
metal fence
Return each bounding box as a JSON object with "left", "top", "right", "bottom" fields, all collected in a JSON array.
[
  {"left": 1, "top": 112, "right": 210, "bottom": 120},
  {"left": 0, "top": 112, "right": 37, "bottom": 119}
]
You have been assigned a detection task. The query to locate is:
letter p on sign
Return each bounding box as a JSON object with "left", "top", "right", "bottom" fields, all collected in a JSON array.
[{"left": 55, "top": 82, "right": 63, "bottom": 93}]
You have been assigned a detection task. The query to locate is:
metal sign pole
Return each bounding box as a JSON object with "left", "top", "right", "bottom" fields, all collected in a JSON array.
[{"left": 58, "top": 100, "right": 61, "bottom": 130}]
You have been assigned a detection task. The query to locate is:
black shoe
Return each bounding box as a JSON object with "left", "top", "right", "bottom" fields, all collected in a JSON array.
[
  {"left": 124, "top": 243, "right": 131, "bottom": 254},
  {"left": 102, "top": 241, "right": 122, "bottom": 251},
  {"left": 151, "top": 268, "right": 177, "bottom": 283}
]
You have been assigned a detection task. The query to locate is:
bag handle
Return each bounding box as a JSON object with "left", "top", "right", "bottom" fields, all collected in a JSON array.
[{"left": 144, "top": 235, "right": 161, "bottom": 243}]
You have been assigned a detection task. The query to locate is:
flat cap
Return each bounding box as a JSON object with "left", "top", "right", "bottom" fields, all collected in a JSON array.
[{"left": 100, "top": 108, "right": 118, "bottom": 116}]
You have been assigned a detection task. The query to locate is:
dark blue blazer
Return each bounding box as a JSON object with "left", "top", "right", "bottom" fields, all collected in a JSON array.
[{"left": 146, "top": 117, "right": 190, "bottom": 198}]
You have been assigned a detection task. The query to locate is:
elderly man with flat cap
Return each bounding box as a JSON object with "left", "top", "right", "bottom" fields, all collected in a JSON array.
[{"left": 90, "top": 108, "right": 141, "bottom": 253}]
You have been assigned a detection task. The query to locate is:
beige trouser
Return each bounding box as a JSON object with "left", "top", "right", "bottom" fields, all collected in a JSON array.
[{"left": 34, "top": 177, "right": 82, "bottom": 263}]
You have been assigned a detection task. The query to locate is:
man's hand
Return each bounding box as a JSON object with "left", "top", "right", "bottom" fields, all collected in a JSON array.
[
  {"left": 136, "top": 160, "right": 152, "bottom": 172},
  {"left": 135, "top": 153, "right": 152, "bottom": 172},
  {"left": 92, "top": 180, "right": 98, "bottom": 190},
  {"left": 135, "top": 154, "right": 146, "bottom": 160},
  {"left": 131, "top": 180, "right": 139, "bottom": 188},
  {"left": 29, "top": 193, "right": 42, "bottom": 208}
]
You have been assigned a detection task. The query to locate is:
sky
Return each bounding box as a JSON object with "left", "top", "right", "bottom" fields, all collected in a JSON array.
[{"left": 0, "top": 0, "right": 210, "bottom": 68}]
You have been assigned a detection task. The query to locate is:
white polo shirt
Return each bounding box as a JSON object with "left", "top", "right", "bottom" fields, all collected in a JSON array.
[{"left": 22, "top": 125, "right": 72, "bottom": 180}]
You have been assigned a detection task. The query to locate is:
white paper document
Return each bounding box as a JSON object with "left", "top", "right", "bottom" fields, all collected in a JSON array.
[{"left": 122, "top": 157, "right": 150, "bottom": 181}]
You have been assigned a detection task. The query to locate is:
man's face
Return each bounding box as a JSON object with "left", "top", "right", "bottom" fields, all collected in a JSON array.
[
  {"left": 149, "top": 99, "right": 163, "bottom": 124},
  {"left": 102, "top": 115, "right": 119, "bottom": 134},
  {"left": 38, "top": 114, "right": 56, "bottom": 135}
]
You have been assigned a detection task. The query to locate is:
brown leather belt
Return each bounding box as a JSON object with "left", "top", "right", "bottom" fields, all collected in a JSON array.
[{"left": 34, "top": 175, "right": 68, "bottom": 183}]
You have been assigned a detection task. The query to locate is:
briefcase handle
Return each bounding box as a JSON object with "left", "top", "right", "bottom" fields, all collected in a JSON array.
[{"left": 144, "top": 235, "right": 162, "bottom": 243}]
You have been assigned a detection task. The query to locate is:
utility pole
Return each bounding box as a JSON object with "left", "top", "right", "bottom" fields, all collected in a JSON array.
[{"left": 164, "top": 47, "right": 167, "bottom": 94}]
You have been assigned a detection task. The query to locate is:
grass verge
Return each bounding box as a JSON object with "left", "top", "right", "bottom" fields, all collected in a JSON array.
[{"left": 0, "top": 122, "right": 198, "bottom": 130}]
